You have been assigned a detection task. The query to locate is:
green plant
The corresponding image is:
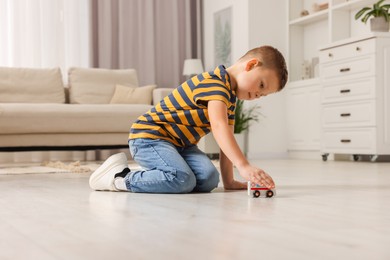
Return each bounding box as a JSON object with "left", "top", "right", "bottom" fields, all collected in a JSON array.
[
  {"left": 355, "top": 0, "right": 390, "bottom": 23},
  {"left": 234, "top": 100, "right": 262, "bottom": 134}
]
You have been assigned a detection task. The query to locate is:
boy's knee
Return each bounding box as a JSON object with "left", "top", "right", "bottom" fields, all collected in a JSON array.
[
  {"left": 175, "top": 170, "right": 197, "bottom": 193},
  {"left": 195, "top": 169, "right": 220, "bottom": 192},
  {"left": 208, "top": 170, "right": 220, "bottom": 186}
]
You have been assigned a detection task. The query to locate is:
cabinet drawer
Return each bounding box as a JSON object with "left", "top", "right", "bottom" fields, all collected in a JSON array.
[
  {"left": 322, "top": 101, "right": 376, "bottom": 128},
  {"left": 322, "top": 128, "right": 376, "bottom": 153},
  {"left": 321, "top": 55, "right": 375, "bottom": 81},
  {"left": 320, "top": 38, "right": 376, "bottom": 63},
  {"left": 322, "top": 77, "right": 376, "bottom": 103}
]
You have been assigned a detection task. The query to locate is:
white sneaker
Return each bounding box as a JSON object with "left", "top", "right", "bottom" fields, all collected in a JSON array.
[{"left": 89, "top": 152, "right": 130, "bottom": 191}]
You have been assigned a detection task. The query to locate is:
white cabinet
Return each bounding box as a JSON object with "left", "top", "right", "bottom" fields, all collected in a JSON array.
[
  {"left": 286, "top": 79, "right": 322, "bottom": 151},
  {"left": 319, "top": 34, "right": 390, "bottom": 161},
  {"left": 286, "top": 0, "right": 387, "bottom": 158}
]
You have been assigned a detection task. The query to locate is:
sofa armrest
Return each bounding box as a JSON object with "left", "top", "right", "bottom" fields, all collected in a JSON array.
[{"left": 152, "top": 88, "right": 174, "bottom": 105}]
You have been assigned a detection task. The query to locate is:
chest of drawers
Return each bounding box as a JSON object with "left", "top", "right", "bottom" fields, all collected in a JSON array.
[{"left": 319, "top": 34, "right": 390, "bottom": 161}]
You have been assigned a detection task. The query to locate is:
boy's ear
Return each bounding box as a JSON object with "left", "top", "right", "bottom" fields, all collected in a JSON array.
[{"left": 245, "top": 58, "right": 263, "bottom": 71}]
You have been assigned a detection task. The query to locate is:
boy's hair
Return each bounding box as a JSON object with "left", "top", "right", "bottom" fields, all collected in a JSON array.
[{"left": 239, "top": 46, "right": 288, "bottom": 90}]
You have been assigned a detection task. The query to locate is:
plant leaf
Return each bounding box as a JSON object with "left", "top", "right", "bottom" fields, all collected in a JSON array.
[
  {"left": 233, "top": 100, "right": 262, "bottom": 133},
  {"left": 384, "top": 11, "right": 389, "bottom": 22},
  {"left": 355, "top": 7, "right": 371, "bottom": 19},
  {"left": 377, "top": 0, "right": 386, "bottom": 7},
  {"left": 356, "top": 0, "right": 390, "bottom": 22}
]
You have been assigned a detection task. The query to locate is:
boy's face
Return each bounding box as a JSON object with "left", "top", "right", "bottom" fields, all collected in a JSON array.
[{"left": 234, "top": 59, "right": 280, "bottom": 101}]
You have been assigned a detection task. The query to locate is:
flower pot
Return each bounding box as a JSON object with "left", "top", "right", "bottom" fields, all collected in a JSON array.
[
  {"left": 197, "top": 134, "right": 219, "bottom": 154},
  {"left": 370, "top": 17, "right": 389, "bottom": 32}
]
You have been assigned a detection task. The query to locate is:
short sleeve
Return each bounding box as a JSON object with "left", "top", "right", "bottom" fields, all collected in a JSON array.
[{"left": 228, "top": 99, "right": 236, "bottom": 125}]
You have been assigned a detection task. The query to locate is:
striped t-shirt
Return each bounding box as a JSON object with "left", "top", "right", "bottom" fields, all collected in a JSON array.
[{"left": 129, "top": 65, "right": 237, "bottom": 147}]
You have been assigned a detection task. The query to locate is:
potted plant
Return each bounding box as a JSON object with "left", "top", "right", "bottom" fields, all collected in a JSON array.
[
  {"left": 234, "top": 100, "right": 262, "bottom": 154},
  {"left": 198, "top": 100, "right": 261, "bottom": 157},
  {"left": 355, "top": 0, "right": 390, "bottom": 32}
]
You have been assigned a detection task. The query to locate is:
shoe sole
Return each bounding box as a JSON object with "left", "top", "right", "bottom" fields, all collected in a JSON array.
[{"left": 89, "top": 153, "right": 128, "bottom": 191}]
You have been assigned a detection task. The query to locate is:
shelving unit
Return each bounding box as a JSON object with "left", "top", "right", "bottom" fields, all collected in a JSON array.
[
  {"left": 287, "top": 0, "right": 379, "bottom": 83},
  {"left": 286, "top": 0, "right": 389, "bottom": 155}
]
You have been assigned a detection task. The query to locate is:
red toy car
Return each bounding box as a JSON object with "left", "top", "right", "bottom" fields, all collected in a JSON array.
[{"left": 247, "top": 181, "right": 275, "bottom": 198}]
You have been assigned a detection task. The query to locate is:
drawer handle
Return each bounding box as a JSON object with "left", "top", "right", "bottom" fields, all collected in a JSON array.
[
  {"left": 340, "top": 68, "right": 351, "bottom": 73},
  {"left": 328, "top": 53, "right": 333, "bottom": 58},
  {"left": 340, "top": 139, "right": 351, "bottom": 143},
  {"left": 340, "top": 89, "right": 351, "bottom": 93},
  {"left": 340, "top": 113, "right": 351, "bottom": 117},
  {"left": 356, "top": 46, "right": 361, "bottom": 51}
]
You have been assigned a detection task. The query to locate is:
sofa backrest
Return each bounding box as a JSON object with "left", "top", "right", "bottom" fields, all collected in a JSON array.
[
  {"left": 68, "top": 67, "right": 139, "bottom": 104},
  {"left": 0, "top": 67, "right": 65, "bottom": 103}
]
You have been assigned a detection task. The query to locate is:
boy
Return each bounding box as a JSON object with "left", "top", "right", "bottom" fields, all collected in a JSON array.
[{"left": 89, "top": 45, "right": 288, "bottom": 193}]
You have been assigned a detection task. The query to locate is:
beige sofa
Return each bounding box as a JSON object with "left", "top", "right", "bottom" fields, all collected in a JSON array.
[{"left": 0, "top": 67, "right": 172, "bottom": 151}]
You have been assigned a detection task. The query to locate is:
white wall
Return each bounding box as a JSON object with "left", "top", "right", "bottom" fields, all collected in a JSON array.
[
  {"left": 202, "top": 0, "right": 249, "bottom": 71},
  {"left": 202, "top": 0, "right": 288, "bottom": 159},
  {"left": 246, "top": 0, "right": 288, "bottom": 159}
]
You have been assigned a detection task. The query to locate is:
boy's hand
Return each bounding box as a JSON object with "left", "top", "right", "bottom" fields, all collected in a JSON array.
[
  {"left": 238, "top": 164, "right": 275, "bottom": 189},
  {"left": 224, "top": 180, "right": 247, "bottom": 190}
]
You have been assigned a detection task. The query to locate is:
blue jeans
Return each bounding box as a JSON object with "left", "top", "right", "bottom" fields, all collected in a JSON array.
[{"left": 126, "top": 138, "right": 220, "bottom": 193}]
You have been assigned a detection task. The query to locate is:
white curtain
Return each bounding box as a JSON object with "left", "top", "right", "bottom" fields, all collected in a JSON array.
[
  {"left": 0, "top": 0, "right": 91, "bottom": 79},
  {"left": 91, "top": 0, "right": 203, "bottom": 88}
]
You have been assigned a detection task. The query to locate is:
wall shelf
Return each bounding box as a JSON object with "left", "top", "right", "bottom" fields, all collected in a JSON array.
[
  {"left": 332, "top": 0, "right": 378, "bottom": 11},
  {"left": 289, "top": 10, "right": 328, "bottom": 26}
]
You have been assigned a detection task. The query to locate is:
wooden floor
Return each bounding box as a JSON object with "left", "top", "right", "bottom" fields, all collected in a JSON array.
[{"left": 1, "top": 159, "right": 389, "bottom": 260}]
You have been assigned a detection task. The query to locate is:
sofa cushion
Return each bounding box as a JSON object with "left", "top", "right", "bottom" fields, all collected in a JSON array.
[
  {"left": 0, "top": 67, "right": 65, "bottom": 103},
  {"left": 0, "top": 103, "right": 151, "bottom": 134},
  {"left": 68, "top": 67, "right": 139, "bottom": 104},
  {"left": 110, "top": 84, "right": 157, "bottom": 105}
]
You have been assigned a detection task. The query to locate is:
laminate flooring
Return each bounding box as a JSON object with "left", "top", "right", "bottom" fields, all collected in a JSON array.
[{"left": 0, "top": 159, "right": 389, "bottom": 260}]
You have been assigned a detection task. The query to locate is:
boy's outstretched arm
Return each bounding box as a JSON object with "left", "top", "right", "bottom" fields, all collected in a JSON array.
[
  {"left": 208, "top": 100, "right": 275, "bottom": 189},
  {"left": 219, "top": 136, "right": 247, "bottom": 190}
]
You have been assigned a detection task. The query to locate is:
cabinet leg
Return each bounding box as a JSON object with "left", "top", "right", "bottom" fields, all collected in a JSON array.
[
  {"left": 370, "top": 155, "right": 378, "bottom": 162},
  {"left": 353, "top": 154, "right": 360, "bottom": 161}
]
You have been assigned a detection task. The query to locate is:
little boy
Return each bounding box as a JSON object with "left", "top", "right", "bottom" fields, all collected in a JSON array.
[{"left": 89, "top": 45, "right": 288, "bottom": 193}]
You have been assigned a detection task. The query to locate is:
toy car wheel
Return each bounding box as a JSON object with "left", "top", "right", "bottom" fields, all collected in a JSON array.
[
  {"left": 266, "top": 190, "right": 274, "bottom": 198},
  {"left": 253, "top": 191, "right": 260, "bottom": 198}
]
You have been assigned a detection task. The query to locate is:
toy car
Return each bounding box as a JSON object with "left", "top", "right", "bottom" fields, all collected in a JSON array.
[{"left": 247, "top": 181, "right": 275, "bottom": 198}]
